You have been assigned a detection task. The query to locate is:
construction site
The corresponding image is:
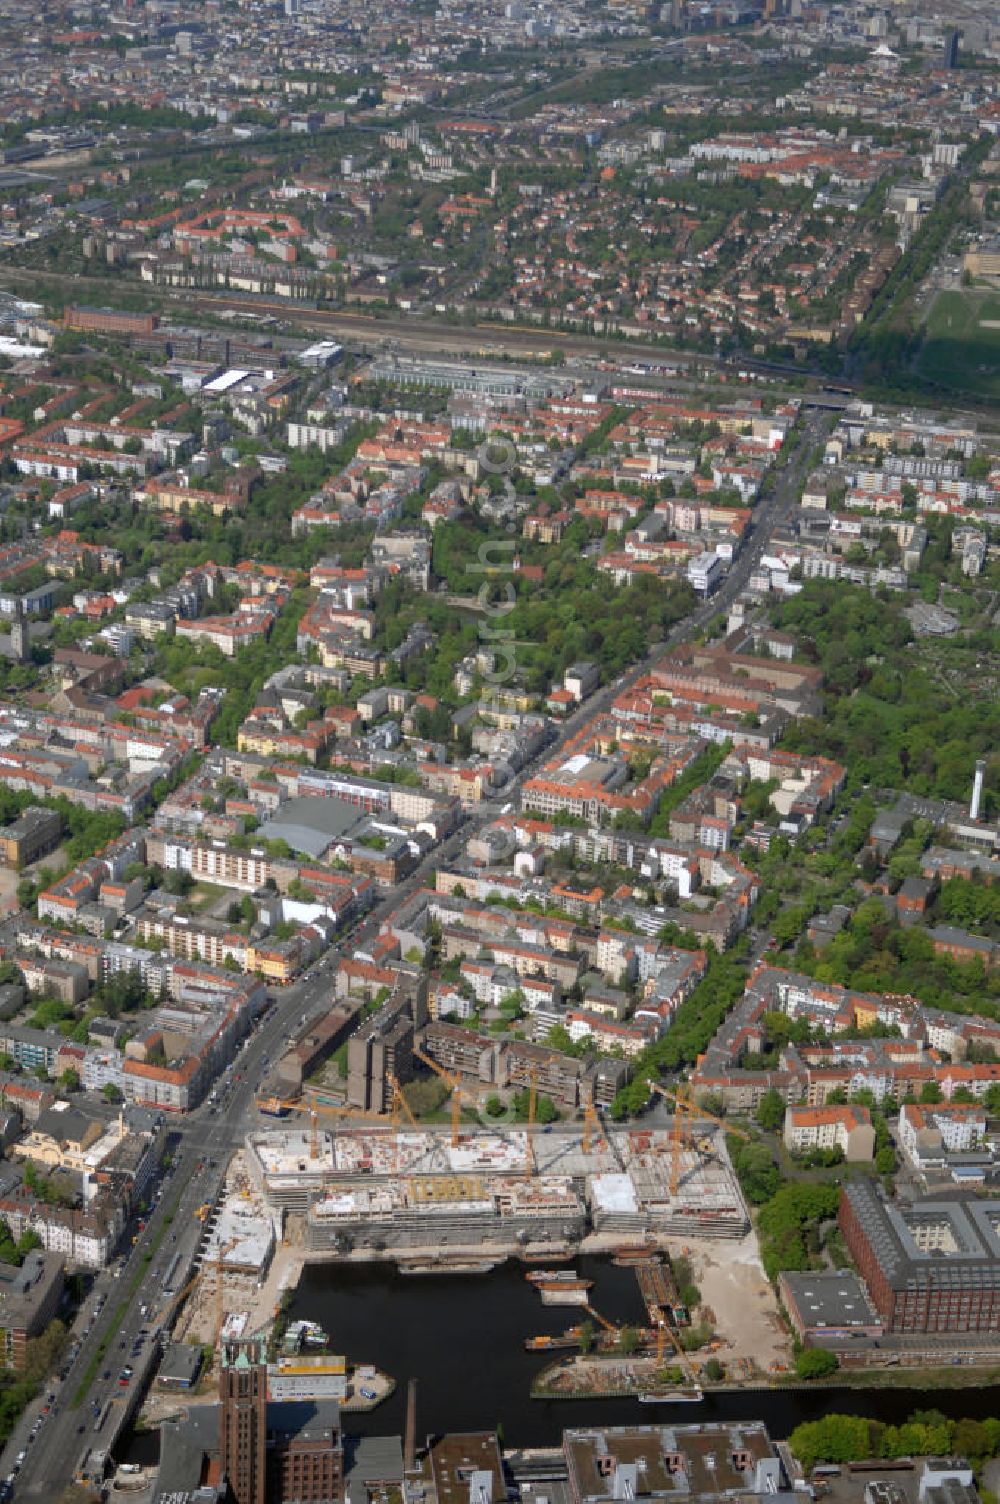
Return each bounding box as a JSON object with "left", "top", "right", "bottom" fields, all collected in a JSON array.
[
  {"left": 169, "top": 1152, "right": 281, "bottom": 1351},
  {"left": 243, "top": 1095, "right": 750, "bottom": 1257},
  {"left": 146, "top": 1152, "right": 397, "bottom": 1423}
]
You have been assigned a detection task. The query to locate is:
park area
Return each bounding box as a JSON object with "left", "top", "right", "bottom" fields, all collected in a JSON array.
[{"left": 916, "top": 288, "right": 1000, "bottom": 400}]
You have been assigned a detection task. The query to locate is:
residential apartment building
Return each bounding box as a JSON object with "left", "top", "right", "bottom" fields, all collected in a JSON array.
[{"left": 782, "top": 1104, "right": 875, "bottom": 1162}]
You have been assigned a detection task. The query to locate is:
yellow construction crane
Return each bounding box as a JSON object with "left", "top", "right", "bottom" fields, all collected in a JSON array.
[
  {"left": 648, "top": 1081, "right": 753, "bottom": 1196},
  {"left": 388, "top": 1071, "right": 419, "bottom": 1130},
  {"left": 649, "top": 1080, "right": 700, "bottom": 1194},
  {"left": 651, "top": 1302, "right": 697, "bottom": 1385},
  {"left": 413, "top": 1046, "right": 472, "bottom": 1148}
]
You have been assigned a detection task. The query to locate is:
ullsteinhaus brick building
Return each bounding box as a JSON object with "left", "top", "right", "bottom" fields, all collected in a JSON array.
[{"left": 840, "top": 1179, "right": 1000, "bottom": 1334}]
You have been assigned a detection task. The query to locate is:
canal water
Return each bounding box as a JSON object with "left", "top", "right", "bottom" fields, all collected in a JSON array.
[{"left": 285, "top": 1257, "right": 1000, "bottom": 1445}]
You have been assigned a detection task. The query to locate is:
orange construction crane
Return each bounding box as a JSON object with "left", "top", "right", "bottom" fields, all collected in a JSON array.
[
  {"left": 413, "top": 1046, "right": 471, "bottom": 1147},
  {"left": 584, "top": 1304, "right": 620, "bottom": 1336},
  {"left": 255, "top": 1093, "right": 292, "bottom": 1118},
  {"left": 648, "top": 1081, "right": 753, "bottom": 1195},
  {"left": 651, "top": 1302, "right": 695, "bottom": 1382}
]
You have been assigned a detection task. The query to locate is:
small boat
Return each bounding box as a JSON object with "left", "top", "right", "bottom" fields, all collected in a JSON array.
[
  {"left": 526, "top": 1269, "right": 585, "bottom": 1285},
  {"left": 539, "top": 1283, "right": 592, "bottom": 1307},
  {"left": 525, "top": 1332, "right": 580, "bottom": 1350},
  {"left": 638, "top": 1388, "right": 703, "bottom": 1403},
  {"left": 398, "top": 1259, "right": 497, "bottom": 1276}
]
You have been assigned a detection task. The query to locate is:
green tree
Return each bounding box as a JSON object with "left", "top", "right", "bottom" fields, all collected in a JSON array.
[
  {"left": 795, "top": 1347, "right": 838, "bottom": 1380},
  {"left": 731, "top": 1141, "right": 781, "bottom": 1205},
  {"left": 755, "top": 1088, "right": 786, "bottom": 1132},
  {"left": 952, "top": 1418, "right": 989, "bottom": 1458},
  {"left": 788, "top": 1414, "right": 873, "bottom": 1471},
  {"left": 618, "top": 1326, "right": 640, "bottom": 1355}
]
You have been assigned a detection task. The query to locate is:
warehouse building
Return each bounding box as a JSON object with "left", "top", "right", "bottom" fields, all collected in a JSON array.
[{"left": 779, "top": 1270, "right": 884, "bottom": 1346}]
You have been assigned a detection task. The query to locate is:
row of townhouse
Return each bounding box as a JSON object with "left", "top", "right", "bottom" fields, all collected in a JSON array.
[
  {"left": 35, "top": 830, "right": 146, "bottom": 927},
  {"left": 0, "top": 1185, "right": 123, "bottom": 1268},
  {"left": 10, "top": 905, "right": 269, "bottom": 1110},
  {"left": 440, "top": 924, "right": 585, "bottom": 991},
  {"left": 691, "top": 965, "right": 1000, "bottom": 1109},
  {"left": 0, "top": 748, "right": 157, "bottom": 824}
]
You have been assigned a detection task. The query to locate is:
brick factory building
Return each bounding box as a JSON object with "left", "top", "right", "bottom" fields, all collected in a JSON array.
[
  {"left": 64, "top": 306, "right": 159, "bottom": 336},
  {"left": 840, "top": 1180, "right": 1000, "bottom": 1334}
]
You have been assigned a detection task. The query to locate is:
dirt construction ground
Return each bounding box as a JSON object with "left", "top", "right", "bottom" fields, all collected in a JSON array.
[{"left": 680, "top": 1228, "right": 793, "bottom": 1372}]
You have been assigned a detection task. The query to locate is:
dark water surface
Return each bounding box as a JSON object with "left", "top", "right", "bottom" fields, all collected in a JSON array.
[
  {"left": 123, "top": 1255, "right": 1000, "bottom": 1465},
  {"left": 283, "top": 1256, "right": 1000, "bottom": 1445}
]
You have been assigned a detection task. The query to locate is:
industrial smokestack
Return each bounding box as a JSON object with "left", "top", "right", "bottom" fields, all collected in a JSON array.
[
  {"left": 971, "top": 760, "right": 985, "bottom": 822},
  {"left": 404, "top": 1377, "right": 417, "bottom": 1472}
]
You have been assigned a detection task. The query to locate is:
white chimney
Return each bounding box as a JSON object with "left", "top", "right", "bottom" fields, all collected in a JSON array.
[{"left": 971, "top": 759, "right": 985, "bottom": 822}]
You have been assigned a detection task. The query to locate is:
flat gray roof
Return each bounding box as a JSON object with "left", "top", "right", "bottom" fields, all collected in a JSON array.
[
  {"left": 346, "top": 1433, "right": 404, "bottom": 1489},
  {"left": 158, "top": 1341, "right": 203, "bottom": 1384},
  {"left": 259, "top": 795, "right": 363, "bottom": 858},
  {"left": 782, "top": 1269, "right": 880, "bottom": 1329}
]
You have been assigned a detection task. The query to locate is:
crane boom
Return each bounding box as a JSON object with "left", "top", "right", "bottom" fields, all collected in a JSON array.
[
  {"left": 582, "top": 1102, "right": 606, "bottom": 1156},
  {"left": 414, "top": 1046, "right": 467, "bottom": 1147},
  {"left": 389, "top": 1071, "right": 419, "bottom": 1130},
  {"left": 308, "top": 1095, "right": 399, "bottom": 1155},
  {"left": 647, "top": 1080, "right": 753, "bottom": 1196},
  {"left": 525, "top": 1065, "right": 538, "bottom": 1173}
]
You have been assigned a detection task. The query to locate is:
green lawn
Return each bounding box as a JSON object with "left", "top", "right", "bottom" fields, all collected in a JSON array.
[
  {"left": 916, "top": 288, "right": 1000, "bottom": 399},
  {"left": 188, "top": 881, "right": 229, "bottom": 913}
]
